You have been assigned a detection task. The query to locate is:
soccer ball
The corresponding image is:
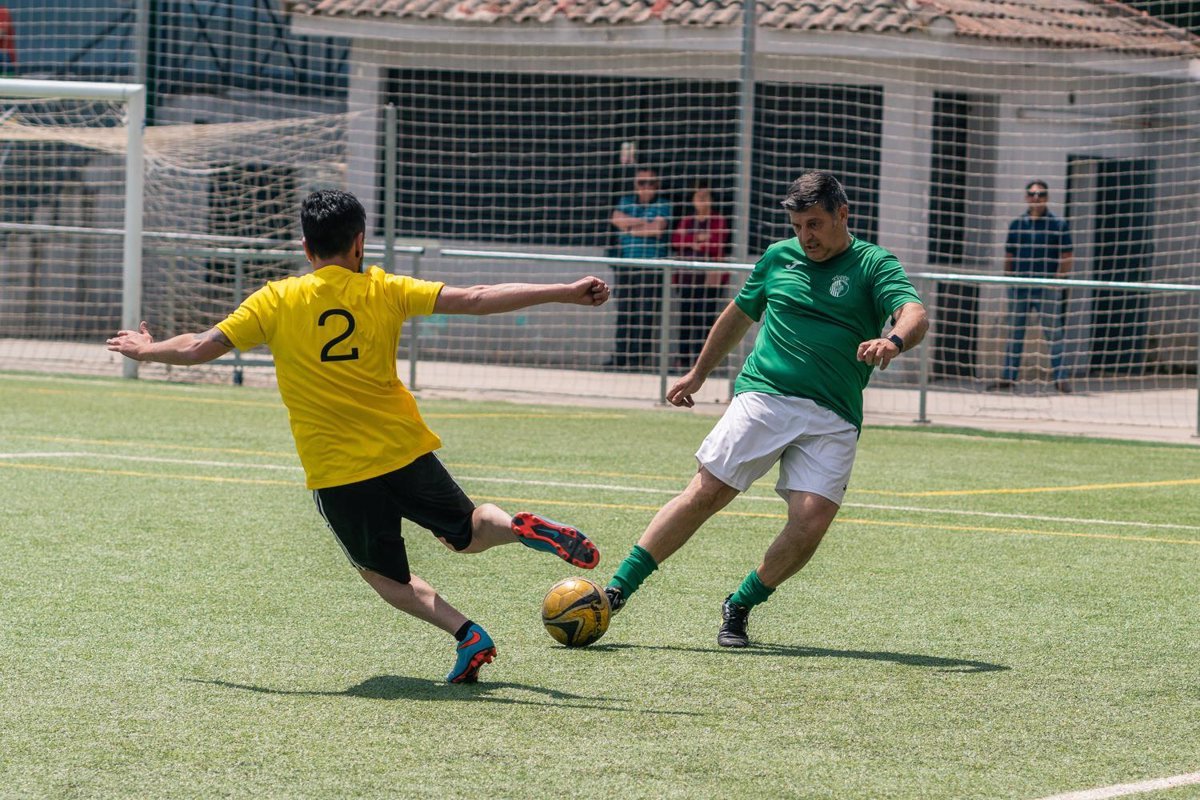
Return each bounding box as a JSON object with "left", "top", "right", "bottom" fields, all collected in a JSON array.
[{"left": 541, "top": 576, "right": 611, "bottom": 648}]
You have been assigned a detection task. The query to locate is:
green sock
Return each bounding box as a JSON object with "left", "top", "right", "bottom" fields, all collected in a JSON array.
[
  {"left": 608, "top": 544, "right": 658, "bottom": 598},
  {"left": 729, "top": 569, "right": 775, "bottom": 609}
]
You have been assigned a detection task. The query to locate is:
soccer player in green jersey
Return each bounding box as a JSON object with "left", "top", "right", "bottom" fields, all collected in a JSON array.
[
  {"left": 603, "top": 171, "right": 929, "bottom": 647},
  {"left": 107, "top": 189, "right": 609, "bottom": 683}
]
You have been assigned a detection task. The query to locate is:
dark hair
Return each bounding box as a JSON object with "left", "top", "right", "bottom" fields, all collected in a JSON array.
[
  {"left": 781, "top": 171, "right": 848, "bottom": 215},
  {"left": 634, "top": 166, "right": 660, "bottom": 185},
  {"left": 1025, "top": 179, "right": 1049, "bottom": 193},
  {"left": 301, "top": 189, "right": 366, "bottom": 259}
]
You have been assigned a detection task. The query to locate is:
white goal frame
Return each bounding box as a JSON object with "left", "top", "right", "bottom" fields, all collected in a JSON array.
[{"left": 0, "top": 79, "right": 145, "bottom": 378}]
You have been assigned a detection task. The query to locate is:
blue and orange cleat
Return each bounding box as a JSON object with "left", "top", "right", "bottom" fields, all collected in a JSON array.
[
  {"left": 447, "top": 623, "right": 497, "bottom": 684},
  {"left": 511, "top": 512, "right": 600, "bottom": 570}
]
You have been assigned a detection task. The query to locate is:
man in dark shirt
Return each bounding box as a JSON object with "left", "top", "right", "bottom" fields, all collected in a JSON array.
[{"left": 991, "top": 180, "right": 1074, "bottom": 393}]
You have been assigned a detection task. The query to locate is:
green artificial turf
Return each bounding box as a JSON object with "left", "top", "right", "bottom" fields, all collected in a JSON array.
[{"left": 1, "top": 374, "right": 1197, "bottom": 799}]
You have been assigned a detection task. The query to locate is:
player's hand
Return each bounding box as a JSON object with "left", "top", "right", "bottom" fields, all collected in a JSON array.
[
  {"left": 570, "top": 276, "right": 610, "bottom": 306},
  {"left": 105, "top": 321, "right": 154, "bottom": 360},
  {"left": 666, "top": 371, "right": 704, "bottom": 408},
  {"left": 856, "top": 337, "right": 900, "bottom": 370}
]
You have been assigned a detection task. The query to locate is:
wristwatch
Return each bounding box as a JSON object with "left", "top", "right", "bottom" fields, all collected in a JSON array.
[{"left": 886, "top": 333, "right": 904, "bottom": 352}]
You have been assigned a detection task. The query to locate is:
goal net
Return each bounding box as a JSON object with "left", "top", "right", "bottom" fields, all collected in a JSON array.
[{"left": 0, "top": 81, "right": 354, "bottom": 380}]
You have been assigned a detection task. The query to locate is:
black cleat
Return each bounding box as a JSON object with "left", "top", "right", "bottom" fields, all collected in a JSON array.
[
  {"left": 717, "top": 595, "right": 750, "bottom": 648},
  {"left": 604, "top": 585, "right": 625, "bottom": 615}
]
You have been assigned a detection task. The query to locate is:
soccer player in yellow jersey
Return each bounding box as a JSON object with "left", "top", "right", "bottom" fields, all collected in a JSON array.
[{"left": 107, "top": 189, "right": 610, "bottom": 683}]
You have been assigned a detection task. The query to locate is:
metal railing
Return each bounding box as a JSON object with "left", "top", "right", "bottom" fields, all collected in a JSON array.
[
  {"left": 2, "top": 222, "right": 1197, "bottom": 434},
  {"left": 906, "top": 271, "right": 1200, "bottom": 433},
  {"left": 154, "top": 239, "right": 1200, "bottom": 434}
]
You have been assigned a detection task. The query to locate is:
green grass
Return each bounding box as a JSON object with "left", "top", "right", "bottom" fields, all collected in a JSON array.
[{"left": 1, "top": 373, "right": 1198, "bottom": 799}]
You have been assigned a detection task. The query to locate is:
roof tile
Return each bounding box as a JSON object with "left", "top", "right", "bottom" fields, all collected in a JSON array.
[{"left": 284, "top": 0, "right": 1200, "bottom": 55}]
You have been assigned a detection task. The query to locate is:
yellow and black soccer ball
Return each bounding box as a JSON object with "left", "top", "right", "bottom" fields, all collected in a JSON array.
[{"left": 541, "top": 576, "right": 611, "bottom": 648}]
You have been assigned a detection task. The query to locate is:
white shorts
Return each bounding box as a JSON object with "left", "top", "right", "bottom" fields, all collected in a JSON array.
[{"left": 695, "top": 392, "right": 859, "bottom": 505}]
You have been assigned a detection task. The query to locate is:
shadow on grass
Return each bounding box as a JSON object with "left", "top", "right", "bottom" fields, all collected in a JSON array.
[
  {"left": 588, "top": 642, "right": 1009, "bottom": 674},
  {"left": 188, "top": 676, "right": 703, "bottom": 714}
]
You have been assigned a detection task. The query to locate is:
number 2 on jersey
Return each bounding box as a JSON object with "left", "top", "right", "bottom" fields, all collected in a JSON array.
[{"left": 318, "top": 309, "right": 359, "bottom": 362}]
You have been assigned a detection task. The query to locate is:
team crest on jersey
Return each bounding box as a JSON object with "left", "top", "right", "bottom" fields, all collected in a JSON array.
[{"left": 829, "top": 275, "right": 850, "bottom": 297}]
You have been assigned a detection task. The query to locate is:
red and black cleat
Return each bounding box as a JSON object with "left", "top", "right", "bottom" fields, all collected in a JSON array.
[{"left": 511, "top": 512, "right": 600, "bottom": 570}]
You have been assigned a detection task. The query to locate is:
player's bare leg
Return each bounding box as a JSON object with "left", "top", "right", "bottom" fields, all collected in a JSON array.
[
  {"left": 756, "top": 490, "right": 840, "bottom": 587},
  {"left": 607, "top": 467, "right": 739, "bottom": 612},
  {"left": 442, "top": 503, "right": 517, "bottom": 553},
  {"left": 637, "top": 467, "right": 740, "bottom": 563},
  {"left": 444, "top": 503, "right": 600, "bottom": 569},
  {"left": 360, "top": 569, "right": 467, "bottom": 634},
  {"left": 360, "top": 569, "right": 496, "bottom": 683},
  {"left": 718, "top": 491, "right": 839, "bottom": 647}
]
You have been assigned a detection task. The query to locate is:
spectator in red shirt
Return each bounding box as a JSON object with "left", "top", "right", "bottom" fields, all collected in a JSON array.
[
  {"left": 671, "top": 180, "right": 730, "bottom": 367},
  {"left": 0, "top": 7, "right": 17, "bottom": 73}
]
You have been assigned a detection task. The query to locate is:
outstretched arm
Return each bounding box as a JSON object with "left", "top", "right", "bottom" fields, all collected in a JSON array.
[
  {"left": 667, "top": 301, "right": 754, "bottom": 408},
  {"left": 106, "top": 322, "right": 234, "bottom": 365},
  {"left": 433, "top": 276, "right": 609, "bottom": 315}
]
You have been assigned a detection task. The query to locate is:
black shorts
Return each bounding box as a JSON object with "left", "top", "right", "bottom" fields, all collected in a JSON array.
[{"left": 312, "top": 452, "right": 475, "bottom": 584}]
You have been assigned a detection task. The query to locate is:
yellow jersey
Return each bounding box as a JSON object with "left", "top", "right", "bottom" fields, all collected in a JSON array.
[{"left": 217, "top": 265, "right": 445, "bottom": 489}]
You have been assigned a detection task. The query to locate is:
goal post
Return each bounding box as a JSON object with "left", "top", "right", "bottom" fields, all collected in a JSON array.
[{"left": 0, "top": 79, "right": 145, "bottom": 378}]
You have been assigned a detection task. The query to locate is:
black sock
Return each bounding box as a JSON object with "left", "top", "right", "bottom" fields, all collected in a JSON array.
[{"left": 454, "top": 620, "right": 475, "bottom": 641}]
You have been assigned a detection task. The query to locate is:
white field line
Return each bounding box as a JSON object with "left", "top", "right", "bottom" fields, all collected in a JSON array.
[
  {"left": 3, "top": 450, "right": 1199, "bottom": 534},
  {"left": 1033, "top": 770, "right": 1200, "bottom": 800}
]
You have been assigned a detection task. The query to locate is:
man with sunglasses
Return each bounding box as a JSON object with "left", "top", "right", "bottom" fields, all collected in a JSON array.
[
  {"left": 608, "top": 167, "right": 672, "bottom": 370},
  {"left": 991, "top": 180, "right": 1074, "bottom": 393}
]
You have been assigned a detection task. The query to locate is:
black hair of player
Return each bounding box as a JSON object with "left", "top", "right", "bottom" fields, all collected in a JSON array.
[{"left": 301, "top": 190, "right": 367, "bottom": 259}]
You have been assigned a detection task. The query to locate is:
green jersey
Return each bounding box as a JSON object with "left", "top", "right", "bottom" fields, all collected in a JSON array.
[{"left": 733, "top": 236, "right": 921, "bottom": 430}]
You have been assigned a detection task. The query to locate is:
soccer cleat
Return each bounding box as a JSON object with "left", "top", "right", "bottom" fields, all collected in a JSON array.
[
  {"left": 447, "top": 623, "right": 497, "bottom": 684},
  {"left": 511, "top": 512, "right": 600, "bottom": 570},
  {"left": 717, "top": 595, "right": 751, "bottom": 648},
  {"left": 604, "top": 585, "right": 626, "bottom": 615}
]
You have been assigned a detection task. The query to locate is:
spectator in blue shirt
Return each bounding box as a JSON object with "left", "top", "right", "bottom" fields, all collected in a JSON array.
[
  {"left": 990, "top": 180, "right": 1074, "bottom": 393},
  {"left": 607, "top": 167, "right": 672, "bottom": 370}
]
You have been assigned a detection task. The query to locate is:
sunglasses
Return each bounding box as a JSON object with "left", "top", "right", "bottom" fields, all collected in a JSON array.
[
  {"left": 1027, "top": 190, "right": 1048, "bottom": 198},
  {"left": 636, "top": 180, "right": 658, "bottom": 187}
]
